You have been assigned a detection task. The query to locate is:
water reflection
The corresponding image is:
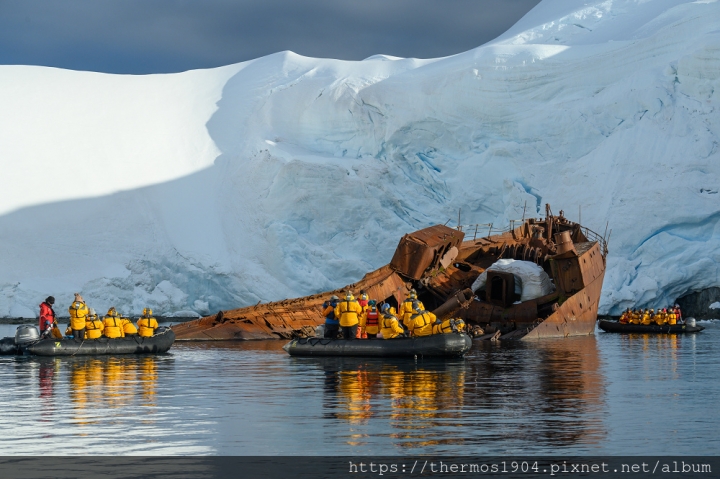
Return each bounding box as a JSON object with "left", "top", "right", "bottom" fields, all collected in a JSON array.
[
  {"left": 619, "top": 333, "right": 684, "bottom": 381},
  {"left": 66, "top": 356, "right": 163, "bottom": 426},
  {"left": 37, "top": 359, "right": 61, "bottom": 426},
  {"left": 306, "top": 335, "right": 606, "bottom": 451},
  {"left": 1, "top": 323, "right": 716, "bottom": 455}
]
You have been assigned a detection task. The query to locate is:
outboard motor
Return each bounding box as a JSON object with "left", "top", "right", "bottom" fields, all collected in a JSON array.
[
  {"left": 686, "top": 317, "right": 697, "bottom": 327},
  {"left": 15, "top": 325, "right": 40, "bottom": 346}
]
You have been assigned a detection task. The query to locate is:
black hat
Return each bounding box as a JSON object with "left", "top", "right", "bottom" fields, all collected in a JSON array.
[{"left": 46, "top": 296, "right": 55, "bottom": 305}]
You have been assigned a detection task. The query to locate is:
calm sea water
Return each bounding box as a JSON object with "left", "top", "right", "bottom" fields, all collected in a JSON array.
[{"left": 0, "top": 321, "right": 718, "bottom": 455}]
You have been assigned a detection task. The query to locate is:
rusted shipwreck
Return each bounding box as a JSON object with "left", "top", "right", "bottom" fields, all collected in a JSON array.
[{"left": 173, "top": 205, "right": 607, "bottom": 341}]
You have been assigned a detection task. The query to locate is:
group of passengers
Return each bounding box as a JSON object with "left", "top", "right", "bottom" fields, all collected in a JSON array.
[
  {"left": 38, "top": 294, "right": 159, "bottom": 340},
  {"left": 322, "top": 289, "right": 465, "bottom": 340},
  {"left": 619, "top": 305, "right": 683, "bottom": 326}
]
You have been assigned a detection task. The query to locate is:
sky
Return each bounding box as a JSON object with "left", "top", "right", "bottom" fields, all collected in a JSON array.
[{"left": 0, "top": 0, "right": 541, "bottom": 74}]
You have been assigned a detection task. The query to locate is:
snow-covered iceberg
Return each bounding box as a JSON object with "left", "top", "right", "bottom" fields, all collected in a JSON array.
[{"left": 0, "top": 0, "right": 718, "bottom": 317}]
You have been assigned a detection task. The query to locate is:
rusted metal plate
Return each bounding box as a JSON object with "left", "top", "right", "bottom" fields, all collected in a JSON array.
[
  {"left": 551, "top": 256, "right": 586, "bottom": 296},
  {"left": 578, "top": 243, "right": 605, "bottom": 288},
  {"left": 389, "top": 225, "right": 464, "bottom": 280},
  {"left": 522, "top": 256, "right": 605, "bottom": 340},
  {"left": 504, "top": 301, "right": 538, "bottom": 323}
]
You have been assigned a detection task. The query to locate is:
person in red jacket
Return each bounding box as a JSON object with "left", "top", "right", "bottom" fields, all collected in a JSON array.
[{"left": 39, "top": 296, "right": 56, "bottom": 338}]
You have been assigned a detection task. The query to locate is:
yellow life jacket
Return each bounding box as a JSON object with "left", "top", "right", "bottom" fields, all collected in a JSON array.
[
  {"left": 409, "top": 311, "right": 435, "bottom": 337},
  {"left": 68, "top": 301, "right": 89, "bottom": 330},
  {"left": 121, "top": 318, "right": 138, "bottom": 335},
  {"left": 380, "top": 314, "right": 404, "bottom": 339},
  {"left": 432, "top": 318, "right": 463, "bottom": 334},
  {"left": 335, "top": 299, "right": 362, "bottom": 327},
  {"left": 137, "top": 316, "right": 159, "bottom": 337},
  {"left": 85, "top": 318, "right": 104, "bottom": 339},
  {"left": 103, "top": 316, "right": 124, "bottom": 338},
  {"left": 400, "top": 299, "right": 425, "bottom": 327}
]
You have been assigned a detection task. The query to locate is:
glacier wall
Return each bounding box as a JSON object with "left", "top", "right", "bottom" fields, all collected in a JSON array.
[{"left": 0, "top": 0, "right": 718, "bottom": 317}]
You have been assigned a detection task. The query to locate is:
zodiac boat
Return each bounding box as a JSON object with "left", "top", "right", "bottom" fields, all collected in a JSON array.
[
  {"left": 0, "top": 325, "right": 175, "bottom": 356},
  {"left": 283, "top": 333, "right": 472, "bottom": 358},
  {"left": 598, "top": 319, "right": 704, "bottom": 334}
]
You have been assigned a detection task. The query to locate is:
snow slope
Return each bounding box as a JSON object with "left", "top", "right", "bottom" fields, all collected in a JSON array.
[{"left": 0, "top": 0, "right": 718, "bottom": 317}]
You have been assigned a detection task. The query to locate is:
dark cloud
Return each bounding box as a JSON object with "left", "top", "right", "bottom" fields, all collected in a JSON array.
[{"left": 0, "top": 0, "right": 541, "bottom": 74}]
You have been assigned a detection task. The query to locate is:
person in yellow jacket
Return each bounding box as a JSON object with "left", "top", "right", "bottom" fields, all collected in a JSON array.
[
  {"left": 379, "top": 304, "right": 405, "bottom": 339},
  {"left": 137, "top": 308, "right": 159, "bottom": 337},
  {"left": 432, "top": 318, "right": 466, "bottom": 334},
  {"left": 121, "top": 316, "right": 138, "bottom": 336},
  {"left": 630, "top": 309, "right": 641, "bottom": 324},
  {"left": 641, "top": 309, "right": 653, "bottom": 325},
  {"left": 356, "top": 292, "right": 370, "bottom": 338},
  {"left": 103, "top": 307, "right": 125, "bottom": 338},
  {"left": 399, "top": 290, "right": 424, "bottom": 329},
  {"left": 667, "top": 308, "right": 677, "bottom": 325},
  {"left": 68, "top": 293, "right": 89, "bottom": 339},
  {"left": 408, "top": 309, "right": 435, "bottom": 337},
  {"left": 404, "top": 300, "right": 425, "bottom": 330},
  {"left": 84, "top": 308, "right": 104, "bottom": 339},
  {"left": 655, "top": 308, "right": 667, "bottom": 326},
  {"left": 334, "top": 292, "right": 363, "bottom": 340}
]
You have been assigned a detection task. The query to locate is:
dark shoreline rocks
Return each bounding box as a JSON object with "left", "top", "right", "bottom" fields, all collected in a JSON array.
[{"left": 677, "top": 287, "right": 720, "bottom": 320}]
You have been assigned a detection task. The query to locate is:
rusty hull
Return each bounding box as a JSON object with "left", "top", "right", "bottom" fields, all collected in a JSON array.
[
  {"left": 173, "top": 208, "right": 607, "bottom": 341},
  {"left": 173, "top": 265, "right": 410, "bottom": 340}
]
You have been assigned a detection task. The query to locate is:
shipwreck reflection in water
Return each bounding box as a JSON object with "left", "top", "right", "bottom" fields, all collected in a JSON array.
[{"left": 312, "top": 335, "right": 606, "bottom": 450}]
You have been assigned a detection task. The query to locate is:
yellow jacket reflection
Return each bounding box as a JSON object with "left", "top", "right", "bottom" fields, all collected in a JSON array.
[
  {"left": 69, "top": 358, "right": 104, "bottom": 425},
  {"left": 336, "top": 370, "right": 373, "bottom": 424},
  {"left": 139, "top": 357, "right": 158, "bottom": 406},
  {"left": 69, "top": 357, "right": 159, "bottom": 420}
]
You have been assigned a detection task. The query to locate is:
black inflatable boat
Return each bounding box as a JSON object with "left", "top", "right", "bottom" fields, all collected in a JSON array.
[
  {"left": 0, "top": 326, "right": 175, "bottom": 356},
  {"left": 598, "top": 320, "right": 704, "bottom": 334},
  {"left": 283, "top": 333, "right": 472, "bottom": 358}
]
